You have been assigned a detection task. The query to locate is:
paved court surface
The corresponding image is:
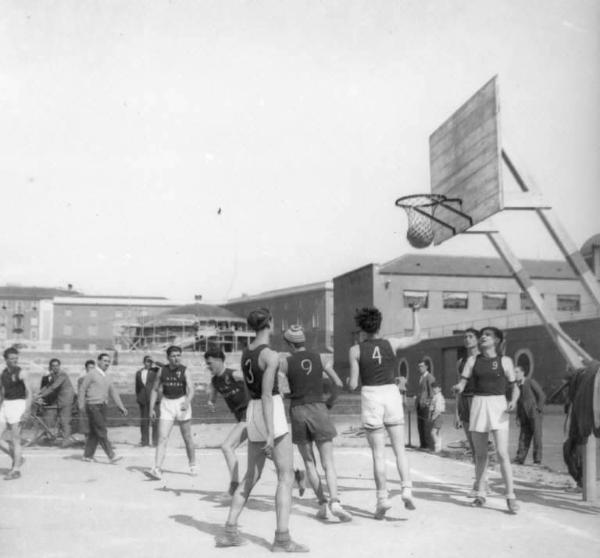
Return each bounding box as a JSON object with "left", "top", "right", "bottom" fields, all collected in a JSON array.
[{"left": 2, "top": 425, "right": 599, "bottom": 558}]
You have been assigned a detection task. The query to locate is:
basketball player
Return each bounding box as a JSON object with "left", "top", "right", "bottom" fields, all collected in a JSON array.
[
  {"left": 0, "top": 347, "right": 30, "bottom": 479},
  {"left": 348, "top": 306, "right": 421, "bottom": 519},
  {"left": 146, "top": 345, "right": 196, "bottom": 480},
  {"left": 216, "top": 308, "right": 308, "bottom": 553},
  {"left": 205, "top": 346, "right": 249, "bottom": 497},
  {"left": 454, "top": 327, "right": 520, "bottom": 513},
  {"left": 280, "top": 325, "right": 352, "bottom": 522}
]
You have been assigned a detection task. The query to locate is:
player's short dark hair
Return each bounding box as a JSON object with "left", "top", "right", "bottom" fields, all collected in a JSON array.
[
  {"left": 204, "top": 346, "right": 225, "bottom": 361},
  {"left": 143, "top": 355, "right": 153, "bottom": 364},
  {"left": 464, "top": 327, "right": 480, "bottom": 337},
  {"left": 3, "top": 347, "right": 18, "bottom": 359},
  {"left": 247, "top": 307, "right": 272, "bottom": 332},
  {"left": 97, "top": 353, "right": 110, "bottom": 361},
  {"left": 418, "top": 360, "right": 429, "bottom": 370},
  {"left": 431, "top": 382, "right": 440, "bottom": 389},
  {"left": 481, "top": 326, "right": 504, "bottom": 343},
  {"left": 84, "top": 359, "right": 95, "bottom": 368},
  {"left": 354, "top": 307, "right": 382, "bottom": 334},
  {"left": 49, "top": 358, "right": 61, "bottom": 367},
  {"left": 166, "top": 345, "right": 182, "bottom": 357}
]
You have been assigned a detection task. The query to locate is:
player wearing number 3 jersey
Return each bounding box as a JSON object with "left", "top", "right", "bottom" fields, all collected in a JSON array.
[
  {"left": 216, "top": 307, "right": 308, "bottom": 553},
  {"left": 349, "top": 305, "right": 422, "bottom": 519}
]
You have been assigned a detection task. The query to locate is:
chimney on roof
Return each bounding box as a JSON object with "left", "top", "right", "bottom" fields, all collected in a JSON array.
[{"left": 194, "top": 294, "right": 202, "bottom": 301}]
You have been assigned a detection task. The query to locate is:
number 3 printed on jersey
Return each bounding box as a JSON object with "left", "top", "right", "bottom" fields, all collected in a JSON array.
[
  {"left": 244, "top": 359, "right": 254, "bottom": 384},
  {"left": 301, "top": 359, "right": 313, "bottom": 375},
  {"left": 372, "top": 346, "right": 382, "bottom": 365}
]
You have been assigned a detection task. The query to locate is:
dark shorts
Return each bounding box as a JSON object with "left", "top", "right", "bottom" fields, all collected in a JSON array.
[
  {"left": 457, "top": 394, "right": 473, "bottom": 424},
  {"left": 290, "top": 402, "right": 337, "bottom": 445},
  {"left": 233, "top": 406, "right": 247, "bottom": 423}
]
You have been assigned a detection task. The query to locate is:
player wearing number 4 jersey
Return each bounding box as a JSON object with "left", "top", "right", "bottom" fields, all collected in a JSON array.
[
  {"left": 216, "top": 308, "right": 308, "bottom": 553},
  {"left": 280, "top": 325, "right": 352, "bottom": 523},
  {"left": 349, "top": 305, "right": 422, "bottom": 519}
]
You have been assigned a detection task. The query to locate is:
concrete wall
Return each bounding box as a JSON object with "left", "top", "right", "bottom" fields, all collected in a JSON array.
[{"left": 333, "top": 264, "right": 376, "bottom": 372}]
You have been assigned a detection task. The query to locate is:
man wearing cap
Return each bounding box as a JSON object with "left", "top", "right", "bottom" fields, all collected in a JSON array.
[
  {"left": 135, "top": 356, "right": 160, "bottom": 447},
  {"left": 280, "top": 325, "right": 352, "bottom": 522}
]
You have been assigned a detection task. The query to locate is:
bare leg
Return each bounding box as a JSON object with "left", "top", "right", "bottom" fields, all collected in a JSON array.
[
  {"left": 463, "top": 421, "right": 475, "bottom": 462},
  {"left": 315, "top": 440, "right": 337, "bottom": 501},
  {"left": 178, "top": 420, "right": 196, "bottom": 467},
  {"left": 365, "top": 428, "right": 387, "bottom": 492},
  {"left": 271, "top": 433, "right": 294, "bottom": 533},
  {"left": 155, "top": 419, "right": 174, "bottom": 469},
  {"left": 221, "top": 422, "right": 247, "bottom": 485},
  {"left": 492, "top": 429, "right": 515, "bottom": 498},
  {"left": 226, "top": 440, "right": 266, "bottom": 526},
  {"left": 387, "top": 423, "right": 415, "bottom": 509},
  {"left": 297, "top": 441, "right": 326, "bottom": 503},
  {"left": 471, "top": 432, "right": 489, "bottom": 498}
]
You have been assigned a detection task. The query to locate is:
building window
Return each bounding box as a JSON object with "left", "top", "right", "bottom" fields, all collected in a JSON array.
[
  {"left": 65, "top": 309, "right": 72, "bottom": 317},
  {"left": 89, "top": 343, "right": 97, "bottom": 352},
  {"left": 30, "top": 317, "right": 38, "bottom": 326},
  {"left": 63, "top": 325, "right": 72, "bottom": 336},
  {"left": 90, "top": 310, "right": 98, "bottom": 318},
  {"left": 397, "top": 358, "right": 409, "bottom": 381},
  {"left": 88, "top": 326, "right": 98, "bottom": 336},
  {"left": 483, "top": 292, "right": 507, "bottom": 310},
  {"left": 31, "top": 328, "right": 38, "bottom": 341},
  {"left": 557, "top": 294, "right": 580, "bottom": 312},
  {"left": 311, "top": 313, "right": 320, "bottom": 328},
  {"left": 443, "top": 291, "right": 468, "bottom": 309},
  {"left": 514, "top": 348, "right": 534, "bottom": 376},
  {"left": 403, "top": 290, "right": 429, "bottom": 309},
  {"left": 520, "top": 292, "right": 544, "bottom": 310}
]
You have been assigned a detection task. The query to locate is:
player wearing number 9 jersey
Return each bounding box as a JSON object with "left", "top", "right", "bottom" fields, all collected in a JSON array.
[
  {"left": 216, "top": 307, "right": 308, "bottom": 553},
  {"left": 348, "top": 305, "right": 422, "bottom": 519},
  {"left": 280, "top": 325, "right": 352, "bottom": 522}
]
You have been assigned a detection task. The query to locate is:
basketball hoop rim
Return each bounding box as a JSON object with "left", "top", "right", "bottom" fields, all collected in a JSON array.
[{"left": 394, "top": 193, "right": 449, "bottom": 209}]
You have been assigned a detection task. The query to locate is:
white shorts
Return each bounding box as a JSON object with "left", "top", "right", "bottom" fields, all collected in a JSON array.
[
  {"left": 160, "top": 396, "right": 192, "bottom": 422},
  {"left": 361, "top": 384, "right": 404, "bottom": 430},
  {"left": 0, "top": 399, "right": 27, "bottom": 425},
  {"left": 469, "top": 395, "right": 509, "bottom": 432},
  {"left": 246, "top": 395, "right": 289, "bottom": 442}
]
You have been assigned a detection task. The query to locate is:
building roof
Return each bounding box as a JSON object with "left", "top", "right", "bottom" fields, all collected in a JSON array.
[
  {"left": 0, "top": 285, "right": 81, "bottom": 299},
  {"left": 226, "top": 281, "right": 333, "bottom": 304},
  {"left": 378, "top": 254, "right": 578, "bottom": 280},
  {"left": 53, "top": 296, "right": 179, "bottom": 307},
  {"left": 160, "top": 303, "right": 244, "bottom": 320}
]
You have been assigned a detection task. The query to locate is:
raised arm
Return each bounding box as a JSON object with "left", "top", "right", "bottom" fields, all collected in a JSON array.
[{"left": 388, "top": 307, "right": 422, "bottom": 351}]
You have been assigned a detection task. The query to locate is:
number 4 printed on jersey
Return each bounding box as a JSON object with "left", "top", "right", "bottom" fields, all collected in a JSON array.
[{"left": 372, "top": 346, "right": 382, "bottom": 365}]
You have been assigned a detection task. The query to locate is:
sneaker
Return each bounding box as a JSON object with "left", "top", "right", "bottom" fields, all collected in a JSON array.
[
  {"left": 271, "top": 538, "right": 309, "bottom": 553},
  {"left": 144, "top": 467, "right": 162, "bottom": 481},
  {"left": 470, "top": 496, "right": 486, "bottom": 507},
  {"left": 329, "top": 501, "right": 352, "bottom": 522},
  {"left": 110, "top": 455, "right": 123, "bottom": 464},
  {"left": 4, "top": 470, "right": 21, "bottom": 480},
  {"left": 374, "top": 498, "right": 392, "bottom": 520},
  {"left": 401, "top": 491, "right": 416, "bottom": 511},
  {"left": 215, "top": 530, "right": 247, "bottom": 547},
  {"left": 189, "top": 465, "right": 198, "bottom": 476},
  {"left": 82, "top": 456, "right": 94, "bottom": 462},
  {"left": 506, "top": 498, "right": 520, "bottom": 514},
  {"left": 294, "top": 469, "right": 306, "bottom": 497},
  {"left": 315, "top": 502, "right": 329, "bottom": 520}
]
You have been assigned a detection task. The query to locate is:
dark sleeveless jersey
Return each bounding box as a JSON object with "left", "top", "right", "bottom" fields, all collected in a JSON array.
[
  {"left": 458, "top": 357, "right": 475, "bottom": 396},
  {"left": 160, "top": 365, "right": 188, "bottom": 399},
  {"left": 241, "top": 344, "right": 279, "bottom": 400},
  {"left": 211, "top": 368, "right": 248, "bottom": 413},
  {"left": 471, "top": 355, "right": 507, "bottom": 396},
  {"left": 358, "top": 339, "right": 397, "bottom": 386},
  {"left": 287, "top": 350, "right": 325, "bottom": 407},
  {"left": 1, "top": 367, "right": 26, "bottom": 400}
]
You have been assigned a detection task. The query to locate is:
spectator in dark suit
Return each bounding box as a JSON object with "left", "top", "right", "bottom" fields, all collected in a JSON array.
[
  {"left": 513, "top": 366, "right": 546, "bottom": 465},
  {"left": 415, "top": 360, "right": 435, "bottom": 450},
  {"left": 135, "top": 356, "right": 160, "bottom": 447}
]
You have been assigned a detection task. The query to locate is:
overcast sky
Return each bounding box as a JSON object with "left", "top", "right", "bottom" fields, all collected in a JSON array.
[{"left": 1, "top": 0, "right": 598, "bottom": 302}]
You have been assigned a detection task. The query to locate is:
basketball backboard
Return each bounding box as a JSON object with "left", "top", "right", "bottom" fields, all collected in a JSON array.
[{"left": 429, "top": 76, "right": 503, "bottom": 245}]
